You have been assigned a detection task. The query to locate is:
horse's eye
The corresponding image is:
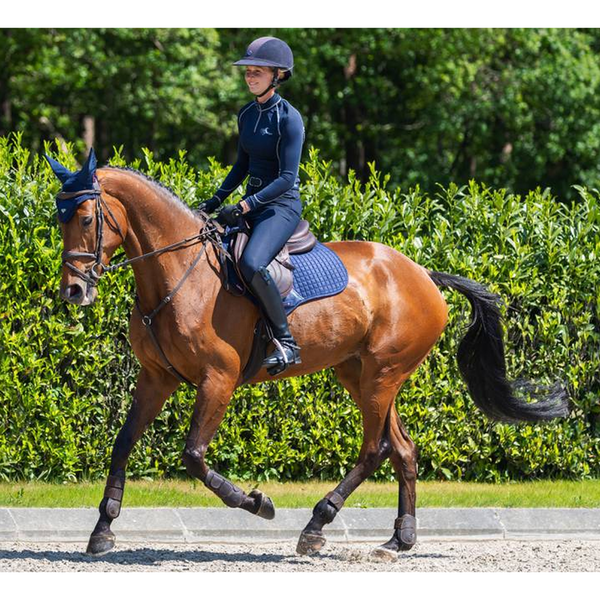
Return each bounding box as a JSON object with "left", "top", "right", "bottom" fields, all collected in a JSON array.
[{"left": 82, "top": 216, "right": 94, "bottom": 227}]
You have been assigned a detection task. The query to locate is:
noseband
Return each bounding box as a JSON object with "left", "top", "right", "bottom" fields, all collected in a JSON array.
[{"left": 59, "top": 182, "right": 125, "bottom": 287}]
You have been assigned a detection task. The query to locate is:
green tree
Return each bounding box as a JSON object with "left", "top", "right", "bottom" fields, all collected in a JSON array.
[
  {"left": 4, "top": 28, "right": 600, "bottom": 198},
  {"left": 2, "top": 28, "right": 241, "bottom": 166}
]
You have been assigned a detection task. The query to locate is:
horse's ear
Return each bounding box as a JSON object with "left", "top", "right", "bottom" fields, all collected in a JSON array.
[
  {"left": 44, "top": 154, "right": 74, "bottom": 184},
  {"left": 79, "top": 148, "right": 97, "bottom": 181}
]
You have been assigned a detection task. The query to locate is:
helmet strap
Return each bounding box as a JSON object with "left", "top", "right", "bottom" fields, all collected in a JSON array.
[{"left": 255, "top": 69, "right": 281, "bottom": 100}]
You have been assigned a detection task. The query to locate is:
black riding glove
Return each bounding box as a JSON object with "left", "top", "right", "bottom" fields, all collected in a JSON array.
[
  {"left": 198, "top": 196, "right": 221, "bottom": 214},
  {"left": 216, "top": 204, "right": 243, "bottom": 227}
]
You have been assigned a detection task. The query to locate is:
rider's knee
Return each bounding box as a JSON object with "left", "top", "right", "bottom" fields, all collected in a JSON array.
[{"left": 239, "top": 256, "right": 263, "bottom": 284}]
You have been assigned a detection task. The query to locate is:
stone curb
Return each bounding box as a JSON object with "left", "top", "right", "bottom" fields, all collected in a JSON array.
[{"left": 1, "top": 508, "right": 599, "bottom": 544}]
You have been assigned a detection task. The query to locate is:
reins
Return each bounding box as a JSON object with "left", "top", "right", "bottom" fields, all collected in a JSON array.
[{"left": 59, "top": 183, "right": 228, "bottom": 388}]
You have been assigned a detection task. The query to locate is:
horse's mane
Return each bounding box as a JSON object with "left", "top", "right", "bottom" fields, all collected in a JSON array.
[{"left": 105, "top": 166, "right": 200, "bottom": 221}]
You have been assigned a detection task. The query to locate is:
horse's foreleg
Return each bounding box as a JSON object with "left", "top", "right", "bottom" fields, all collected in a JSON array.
[
  {"left": 86, "top": 367, "right": 178, "bottom": 556},
  {"left": 182, "top": 368, "right": 275, "bottom": 519}
]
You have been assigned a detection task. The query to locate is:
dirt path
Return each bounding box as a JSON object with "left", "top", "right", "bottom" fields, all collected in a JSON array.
[{"left": 1, "top": 540, "right": 599, "bottom": 572}]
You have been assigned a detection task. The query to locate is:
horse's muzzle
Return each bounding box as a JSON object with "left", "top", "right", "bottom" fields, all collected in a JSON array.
[{"left": 61, "top": 280, "right": 98, "bottom": 306}]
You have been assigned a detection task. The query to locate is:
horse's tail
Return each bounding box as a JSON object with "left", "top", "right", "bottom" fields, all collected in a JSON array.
[{"left": 428, "top": 270, "right": 570, "bottom": 423}]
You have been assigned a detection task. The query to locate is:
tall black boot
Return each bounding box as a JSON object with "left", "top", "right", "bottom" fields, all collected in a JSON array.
[{"left": 249, "top": 267, "right": 301, "bottom": 375}]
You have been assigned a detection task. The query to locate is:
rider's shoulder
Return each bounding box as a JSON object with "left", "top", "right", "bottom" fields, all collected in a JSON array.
[
  {"left": 280, "top": 99, "right": 304, "bottom": 132},
  {"left": 280, "top": 99, "right": 303, "bottom": 122}
]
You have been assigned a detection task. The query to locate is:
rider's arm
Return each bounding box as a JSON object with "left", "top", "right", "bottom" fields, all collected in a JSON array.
[{"left": 244, "top": 107, "right": 304, "bottom": 212}]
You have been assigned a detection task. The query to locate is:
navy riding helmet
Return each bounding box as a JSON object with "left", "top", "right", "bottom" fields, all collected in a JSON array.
[{"left": 233, "top": 37, "right": 294, "bottom": 97}]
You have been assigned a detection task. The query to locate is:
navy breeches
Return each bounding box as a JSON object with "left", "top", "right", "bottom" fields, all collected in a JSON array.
[{"left": 238, "top": 195, "right": 302, "bottom": 284}]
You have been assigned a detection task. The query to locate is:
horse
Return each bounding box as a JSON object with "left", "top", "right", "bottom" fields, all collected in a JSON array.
[{"left": 50, "top": 155, "right": 569, "bottom": 559}]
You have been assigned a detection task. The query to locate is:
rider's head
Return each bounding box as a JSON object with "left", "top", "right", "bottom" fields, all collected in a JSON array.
[{"left": 233, "top": 36, "right": 294, "bottom": 99}]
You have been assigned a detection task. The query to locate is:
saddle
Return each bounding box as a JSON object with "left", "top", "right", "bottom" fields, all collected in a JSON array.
[
  {"left": 215, "top": 218, "right": 347, "bottom": 383},
  {"left": 231, "top": 219, "right": 317, "bottom": 297}
]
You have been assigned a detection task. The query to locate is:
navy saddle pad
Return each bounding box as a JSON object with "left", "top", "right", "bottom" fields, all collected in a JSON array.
[{"left": 221, "top": 236, "right": 348, "bottom": 315}]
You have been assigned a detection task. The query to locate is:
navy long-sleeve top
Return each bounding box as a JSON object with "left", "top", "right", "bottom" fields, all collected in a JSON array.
[{"left": 213, "top": 93, "right": 305, "bottom": 212}]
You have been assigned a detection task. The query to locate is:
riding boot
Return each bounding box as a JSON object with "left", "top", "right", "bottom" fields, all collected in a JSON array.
[{"left": 249, "top": 267, "right": 302, "bottom": 375}]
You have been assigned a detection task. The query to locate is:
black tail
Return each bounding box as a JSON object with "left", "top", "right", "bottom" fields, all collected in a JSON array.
[{"left": 428, "top": 271, "right": 570, "bottom": 423}]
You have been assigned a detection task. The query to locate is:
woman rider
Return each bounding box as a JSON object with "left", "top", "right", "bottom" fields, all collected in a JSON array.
[{"left": 199, "top": 37, "right": 305, "bottom": 376}]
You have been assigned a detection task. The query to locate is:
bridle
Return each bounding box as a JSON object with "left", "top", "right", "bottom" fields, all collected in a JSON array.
[
  {"left": 59, "top": 181, "right": 224, "bottom": 287},
  {"left": 59, "top": 182, "right": 107, "bottom": 287},
  {"left": 58, "top": 182, "right": 227, "bottom": 388}
]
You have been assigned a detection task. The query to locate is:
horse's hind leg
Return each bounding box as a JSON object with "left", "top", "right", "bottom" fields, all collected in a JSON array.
[
  {"left": 296, "top": 357, "right": 398, "bottom": 555},
  {"left": 372, "top": 406, "right": 418, "bottom": 559}
]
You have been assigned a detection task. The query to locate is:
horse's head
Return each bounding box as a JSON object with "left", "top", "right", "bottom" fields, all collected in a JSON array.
[{"left": 45, "top": 149, "right": 127, "bottom": 306}]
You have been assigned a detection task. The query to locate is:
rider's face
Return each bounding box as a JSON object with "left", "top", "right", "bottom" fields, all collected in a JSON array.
[{"left": 244, "top": 66, "right": 274, "bottom": 95}]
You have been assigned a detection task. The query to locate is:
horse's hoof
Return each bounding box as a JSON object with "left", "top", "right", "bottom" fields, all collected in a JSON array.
[
  {"left": 370, "top": 546, "right": 398, "bottom": 561},
  {"left": 296, "top": 531, "right": 326, "bottom": 556},
  {"left": 86, "top": 533, "right": 116, "bottom": 557},
  {"left": 249, "top": 489, "right": 275, "bottom": 520}
]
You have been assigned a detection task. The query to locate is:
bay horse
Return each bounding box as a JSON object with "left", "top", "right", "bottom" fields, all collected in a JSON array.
[{"left": 53, "top": 159, "right": 569, "bottom": 558}]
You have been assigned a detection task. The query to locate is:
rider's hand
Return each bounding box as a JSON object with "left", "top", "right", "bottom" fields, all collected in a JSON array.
[
  {"left": 216, "top": 203, "right": 243, "bottom": 227},
  {"left": 198, "top": 196, "right": 221, "bottom": 214}
]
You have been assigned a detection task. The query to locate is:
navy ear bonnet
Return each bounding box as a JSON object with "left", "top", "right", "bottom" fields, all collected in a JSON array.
[{"left": 44, "top": 148, "right": 99, "bottom": 223}]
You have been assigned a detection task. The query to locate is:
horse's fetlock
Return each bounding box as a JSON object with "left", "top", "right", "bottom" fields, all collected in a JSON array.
[
  {"left": 313, "top": 498, "right": 338, "bottom": 524},
  {"left": 182, "top": 447, "right": 205, "bottom": 477}
]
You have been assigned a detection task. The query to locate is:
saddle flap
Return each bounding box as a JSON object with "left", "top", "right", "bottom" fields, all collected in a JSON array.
[
  {"left": 230, "top": 218, "right": 318, "bottom": 298},
  {"left": 232, "top": 232, "right": 294, "bottom": 298},
  {"left": 289, "top": 219, "right": 309, "bottom": 242}
]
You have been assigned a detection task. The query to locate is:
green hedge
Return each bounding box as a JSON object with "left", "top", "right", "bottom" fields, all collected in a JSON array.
[{"left": 0, "top": 133, "right": 598, "bottom": 483}]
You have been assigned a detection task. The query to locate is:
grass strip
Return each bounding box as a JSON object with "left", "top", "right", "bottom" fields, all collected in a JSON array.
[{"left": 1, "top": 479, "right": 599, "bottom": 508}]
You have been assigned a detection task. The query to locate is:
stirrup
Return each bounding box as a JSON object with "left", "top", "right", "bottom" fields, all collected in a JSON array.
[{"left": 263, "top": 337, "right": 302, "bottom": 375}]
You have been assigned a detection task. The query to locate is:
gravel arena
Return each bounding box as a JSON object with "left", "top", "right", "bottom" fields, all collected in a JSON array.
[{"left": 1, "top": 540, "right": 599, "bottom": 572}]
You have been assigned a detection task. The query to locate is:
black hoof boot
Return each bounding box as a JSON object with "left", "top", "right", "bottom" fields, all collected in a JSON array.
[
  {"left": 372, "top": 514, "right": 417, "bottom": 558},
  {"left": 394, "top": 514, "right": 417, "bottom": 550},
  {"left": 296, "top": 496, "right": 339, "bottom": 555}
]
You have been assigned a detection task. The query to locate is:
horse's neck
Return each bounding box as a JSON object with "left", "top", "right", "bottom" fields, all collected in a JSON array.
[{"left": 99, "top": 169, "right": 208, "bottom": 310}]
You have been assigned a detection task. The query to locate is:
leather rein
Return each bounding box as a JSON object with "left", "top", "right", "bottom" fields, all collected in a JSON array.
[{"left": 58, "top": 184, "right": 226, "bottom": 387}]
